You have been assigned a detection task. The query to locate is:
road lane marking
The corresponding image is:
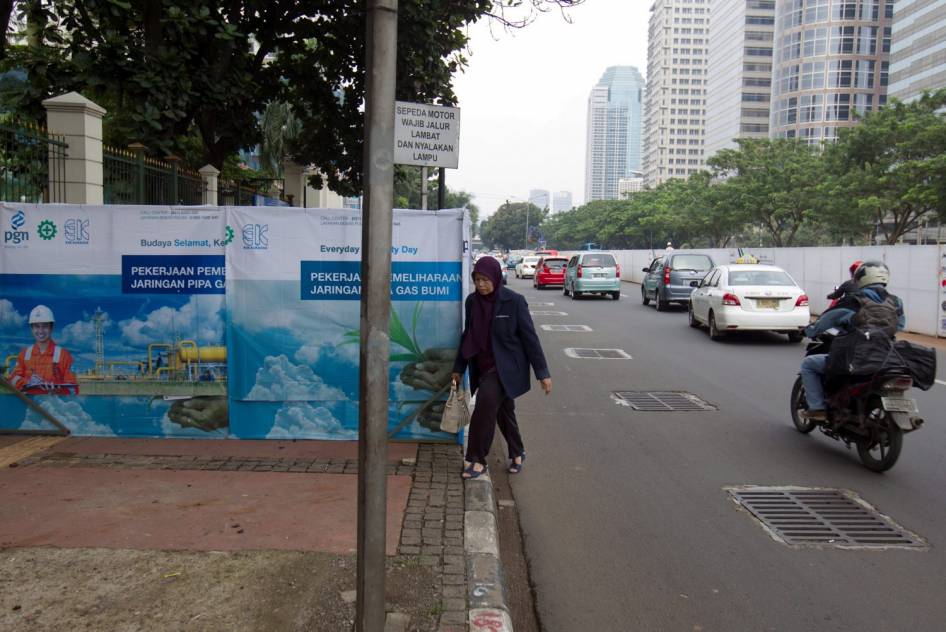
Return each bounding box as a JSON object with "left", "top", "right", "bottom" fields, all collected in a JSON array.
[
  {"left": 936, "top": 379, "right": 946, "bottom": 386},
  {"left": 531, "top": 310, "right": 567, "bottom": 316}
]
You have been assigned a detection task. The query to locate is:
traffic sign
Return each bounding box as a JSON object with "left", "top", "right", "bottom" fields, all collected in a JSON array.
[{"left": 394, "top": 101, "right": 460, "bottom": 169}]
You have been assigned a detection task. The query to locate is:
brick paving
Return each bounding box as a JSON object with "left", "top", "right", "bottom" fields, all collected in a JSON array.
[{"left": 16, "top": 441, "right": 469, "bottom": 631}]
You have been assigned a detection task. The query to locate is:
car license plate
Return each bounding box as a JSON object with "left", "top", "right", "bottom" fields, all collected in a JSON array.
[
  {"left": 881, "top": 396, "right": 917, "bottom": 413},
  {"left": 756, "top": 299, "right": 779, "bottom": 309},
  {"left": 594, "top": 273, "right": 605, "bottom": 278}
]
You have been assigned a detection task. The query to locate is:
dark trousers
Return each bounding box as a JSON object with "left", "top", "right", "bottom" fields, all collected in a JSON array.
[{"left": 466, "top": 371, "right": 524, "bottom": 465}]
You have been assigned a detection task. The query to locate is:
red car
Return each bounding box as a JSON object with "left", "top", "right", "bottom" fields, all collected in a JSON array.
[{"left": 533, "top": 257, "right": 568, "bottom": 289}]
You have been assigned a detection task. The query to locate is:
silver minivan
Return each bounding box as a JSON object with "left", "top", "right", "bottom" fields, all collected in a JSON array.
[{"left": 641, "top": 252, "right": 714, "bottom": 311}]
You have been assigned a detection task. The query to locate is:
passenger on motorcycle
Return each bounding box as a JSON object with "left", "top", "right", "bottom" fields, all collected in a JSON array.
[
  {"left": 800, "top": 261, "right": 905, "bottom": 421},
  {"left": 826, "top": 259, "right": 862, "bottom": 307}
]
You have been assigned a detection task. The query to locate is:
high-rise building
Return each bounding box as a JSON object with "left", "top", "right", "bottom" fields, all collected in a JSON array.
[
  {"left": 618, "top": 177, "right": 646, "bottom": 197},
  {"left": 642, "top": 0, "right": 710, "bottom": 187},
  {"left": 770, "top": 0, "right": 893, "bottom": 144},
  {"left": 552, "top": 191, "right": 573, "bottom": 214},
  {"left": 584, "top": 66, "right": 645, "bottom": 201},
  {"left": 889, "top": 0, "right": 946, "bottom": 102},
  {"left": 705, "top": 0, "right": 776, "bottom": 159},
  {"left": 528, "top": 189, "right": 550, "bottom": 210}
]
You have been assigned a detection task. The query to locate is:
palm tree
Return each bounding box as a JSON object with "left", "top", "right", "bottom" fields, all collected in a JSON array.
[{"left": 259, "top": 101, "right": 301, "bottom": 177}]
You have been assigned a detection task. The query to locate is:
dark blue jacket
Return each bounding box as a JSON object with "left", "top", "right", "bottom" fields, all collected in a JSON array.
[{"left": 453, "top": 286, "right": 550, "bottom": 399}]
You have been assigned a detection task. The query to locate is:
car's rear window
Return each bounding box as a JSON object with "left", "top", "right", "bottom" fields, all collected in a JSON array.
[
  {"left": 523, "top": 256, "right": 540, "bottom": 264},
  {"left": 580, "top": 254, "right": 615, "bottom": 267},
  {"left": 670, "top": 255, "right": 713, "bottom": 271},
  {"left": 543, "top": 259, "right": 567, "bottom": 270},
  {"left": 728, "top": 270, "right": 795, "bottom": 286}
]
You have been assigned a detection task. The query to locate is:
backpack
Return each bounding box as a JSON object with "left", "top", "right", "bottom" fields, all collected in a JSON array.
[{"left": 850, "top": 292, "right": 899, "bottom": 337}]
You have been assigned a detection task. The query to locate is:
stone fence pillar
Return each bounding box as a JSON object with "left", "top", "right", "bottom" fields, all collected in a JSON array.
[
  {"left": 282, "top": 161, "right": 304, "bottom": 207},
  {"left": 42, "top": 92, "right": 106, "bottom": 204},
  {"left": 199, "top": 164, "right": 220, "bottom": 206}
]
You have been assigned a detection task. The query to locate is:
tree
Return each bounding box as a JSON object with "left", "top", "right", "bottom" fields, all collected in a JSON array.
[
  {"left": 823, "top": 89, "right": 946, "bottom": 244},
  {"left": 1, "top": 1, "right": 583, "bottom": 192},
  {"left": 393, "top": 165, "right": 479, "bottom": 231},
  {"left": 259, "top": 101, "right": 301, "bottom": 177},
  {"left": 480, "top": 201, "right": 545, "bottom": 250},
  {"left": 707, "top": 138, "right": 826, "bottom": 247}
]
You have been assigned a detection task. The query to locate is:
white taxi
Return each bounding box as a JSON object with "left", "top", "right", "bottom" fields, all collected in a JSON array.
[{"left": 688, "top": 264, "right": 809, "bottom": 342}]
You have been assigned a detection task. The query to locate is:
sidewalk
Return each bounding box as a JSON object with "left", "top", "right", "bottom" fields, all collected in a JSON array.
[{"left": 0, "top": 435, "right": 507, "bottom": 631}]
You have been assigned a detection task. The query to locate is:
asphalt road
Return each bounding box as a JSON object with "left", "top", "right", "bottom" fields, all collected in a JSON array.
[{"left": 505, "top": 276, "right": 946, "bottom": 632}]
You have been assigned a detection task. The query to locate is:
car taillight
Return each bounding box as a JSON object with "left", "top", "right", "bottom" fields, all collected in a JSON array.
[
  {"left": 663, "top": 266, "right": 671, "bottom": 284},
  {"left": 577, "top": 265, "right": 583, "bottom": 278},
  {"left": 881, "top": 376, "right": 913, "bottom": 390},
  {"left": 722, "top": 293, "right": 741, "bottom": 306},
  {"left": 543, "top": 265, "right": 550, "bottom": 273},
  {"left": 795, "top": 294, "right": 809, "bottom": 307},
  {"left": 616, "top": 264, "right": 621, "bottom": 278}
]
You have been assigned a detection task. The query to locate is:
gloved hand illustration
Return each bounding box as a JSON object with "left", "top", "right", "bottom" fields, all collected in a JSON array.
[{"left": 167, "top": 396, "right": 229, "bottom": 432}]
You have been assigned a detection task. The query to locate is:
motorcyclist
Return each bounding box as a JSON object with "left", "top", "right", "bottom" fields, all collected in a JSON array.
[
  {"left": 826, "top": 259, "right": 862, "bottom": 307},
  {"left": 800, "top": 261, "right": 905, "bottom": 421}
]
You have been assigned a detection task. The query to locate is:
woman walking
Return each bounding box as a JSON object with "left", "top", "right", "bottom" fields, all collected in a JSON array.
[{"left": 452, "top": 256, "right": 552, "bottom": 479}]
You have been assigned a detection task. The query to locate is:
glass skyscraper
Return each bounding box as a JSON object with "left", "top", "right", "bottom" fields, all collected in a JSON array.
[{"left": 584, "top": 66, "right": 645, "bottom": 201}]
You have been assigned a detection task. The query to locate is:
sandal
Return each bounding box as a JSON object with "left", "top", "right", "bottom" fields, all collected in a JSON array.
[
  {"left": 461, "top": 463, "right": 488, "bottom": 480},
  {"left": 508, "top": 453, "right": 525, "bottom": 474}
]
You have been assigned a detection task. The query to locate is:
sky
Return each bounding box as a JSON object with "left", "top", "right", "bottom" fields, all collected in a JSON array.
[{"left": 449, "top": 0, "right": 651, "bottom": 219}]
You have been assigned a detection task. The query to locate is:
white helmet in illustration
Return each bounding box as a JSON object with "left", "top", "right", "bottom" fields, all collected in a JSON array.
[{"left": 29, "top": 305, "right": 55, "bottom": 324}]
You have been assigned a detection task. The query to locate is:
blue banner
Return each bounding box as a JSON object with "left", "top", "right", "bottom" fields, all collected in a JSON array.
[
  {"left": 301, "top": 261, "right": 461, "bottom": 301},
  {"left": 122, "top": 255, "right": 226, "bottom": 294}
]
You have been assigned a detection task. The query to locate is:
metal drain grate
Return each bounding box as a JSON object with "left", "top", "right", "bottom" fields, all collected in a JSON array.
[
  {"left": 565, "top": 348, "right": 632, "bottom": 359},
  {"left": 613, "top": 391, "right": 715, "bottom": 410},
  {"left": 728, "top": 487, "right": 926, "bottom": 549},
  {"left": 531, "top": 310, "right": 568, "bottom": 316},
  {"left": 541, "top": 324, "right": 593, "bottom": 332}
]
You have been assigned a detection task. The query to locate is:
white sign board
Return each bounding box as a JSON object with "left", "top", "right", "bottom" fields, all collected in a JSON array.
[{"left": 394, "top": 101, "right": 460, "bottom": 169}]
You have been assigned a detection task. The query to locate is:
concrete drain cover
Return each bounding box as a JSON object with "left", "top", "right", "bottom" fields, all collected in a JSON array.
[
  {"left": 565, "top": 348, "right": 632, "bottom": 359},
  {"left": 728, "top": 487, "right": 926, "bottom": 549},
  {"left": 612, "top": 391, "right": 715, "bottom": 411},
  {"left": 541, "top": 324, "right": 593, "bottom": 332},
  {"left": 531, "top": 310, "right": 568, "bottom": 316}
]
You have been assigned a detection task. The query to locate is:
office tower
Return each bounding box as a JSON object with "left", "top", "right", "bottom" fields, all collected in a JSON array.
[
  {"left": 584, "top": 66, "right": 645, "bottom": 201},
  {"left": 770, "top": 0, "right": 893, "bottom": 144},
  {"left": 889, "top": 0, "right": 946, "bottom": 102},
  {"left": 618, "top": 177, "right": 646, "bottom": 197},
  {"left": 552, "top": 191, "right": 573, "bottom": 214},
  {"left": 706, "top": 0, "right": 777, "bottom": 159},
  {"left": 642, "top": 0, "right": 710, "bottom": 187},
  {"left": 528, "top": 189, "right": 550, "bottom": 210}
]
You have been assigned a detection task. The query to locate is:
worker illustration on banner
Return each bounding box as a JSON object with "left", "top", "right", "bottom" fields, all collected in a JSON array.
[{"left": 7, "top": 305, "right": 78, "bottom": 395}]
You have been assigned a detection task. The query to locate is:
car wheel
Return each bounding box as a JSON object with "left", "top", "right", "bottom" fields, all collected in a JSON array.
[
  {"left": 641, "top": 288, "right": 650, "bottom": 306},
  {"left": 655, "top": 291, "right": 668, "bottom": 312},
  {"left": 688, "top": 303, "right": 700, "bottom": 328},
  {"left": 787, "top": 331, "right": 804, "bottom": 343},
  {"left": 572, "top": 289, "right": 582, "bottom": 300},
  {"left": 708, "top": 311, "right": 725, "bottom": 341},
  {"left": 611, "top": 291, "right": 620, "bottom": 301},
  {"left": 537, "top": 282, "right": 544, "bottom": 290}
]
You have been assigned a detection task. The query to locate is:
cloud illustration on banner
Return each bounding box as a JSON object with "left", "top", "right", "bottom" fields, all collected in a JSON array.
[
  {"left": 267, "top": 402, "right": 356, "bottom": 439},
  {"left": 120, "top": 295, "right": 224, "bottom": 347},
  {"left": 0, "top": 299, "right": 26, "bottom": 331},
  {"left": 60, "top": 310, "right": 112, "bottom": 348},
  {"left": 20, "top": 397, "right": 113, "bottom": 436},
  {"left": 294, "top": 340, "right": 360, "bottom": 368},
  {"left": 247, "top": 354, "right": 347, "bottom": 401}
]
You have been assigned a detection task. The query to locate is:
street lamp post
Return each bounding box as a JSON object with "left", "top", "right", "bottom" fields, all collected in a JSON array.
[{"left": 524, "top": 204, "right": 530, "bottom": 249}]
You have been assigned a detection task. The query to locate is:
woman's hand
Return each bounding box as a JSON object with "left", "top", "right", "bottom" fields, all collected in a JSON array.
[
  {"left": 451, "top": 372, "right": 462, "bottom": 387},
  {"left": 540, "top": 377, "right": 552, "bottom": 395}
]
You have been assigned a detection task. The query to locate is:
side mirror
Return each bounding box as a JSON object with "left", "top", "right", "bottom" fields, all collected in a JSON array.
[
  {"left": 690, "top": 280, "right": 700, "bottom": 288},
  {"left": 642, "top": 267, "right": 650, "bottom": 273}
]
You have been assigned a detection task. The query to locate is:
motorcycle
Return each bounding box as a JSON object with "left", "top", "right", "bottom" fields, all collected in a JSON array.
[{"left": 790, "top": 329, "right": 926, "bottom": 472}]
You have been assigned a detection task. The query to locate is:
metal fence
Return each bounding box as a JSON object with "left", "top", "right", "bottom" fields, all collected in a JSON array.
[
  {"left": 217, "top": 178, "right": 264, "bottom": 206},
  {"left": 0, "top": 122, "right": 68, "bottom": 203},
  {"left": 103, "top": 147, "right": 204, "bottom": 205}
]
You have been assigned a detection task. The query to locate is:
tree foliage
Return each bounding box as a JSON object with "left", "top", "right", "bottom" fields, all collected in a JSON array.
[
  {"left": 393, "top": 165, "right": 479, "bottom": 231},
  {"left": 1, "top": 0, "right": 583, "bottom": 194},
  {"left": 480, "top": 201, "right": 545, "bottom": 250}
]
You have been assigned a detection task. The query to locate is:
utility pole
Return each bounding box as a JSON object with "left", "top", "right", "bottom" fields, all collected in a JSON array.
[
  {"left": 524, "top": 204, "right": 530, "bottom": 249},
  {"left": 438, "top": 167, "right": 445, "bottom": 209},
  {"left": 357, "top": 1, "right": 397, "bottom": 630},
  {"left": 420, "top": 166, "right": 428, "bottom": 210}
]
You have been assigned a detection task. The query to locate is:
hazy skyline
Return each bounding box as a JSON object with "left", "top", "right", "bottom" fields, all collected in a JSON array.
[{"left": 450, "top": 1, "right": 651, "bottom": 219}]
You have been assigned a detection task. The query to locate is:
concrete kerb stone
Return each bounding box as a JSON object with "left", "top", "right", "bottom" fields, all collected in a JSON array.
[{"left": 463, "top": 470, "right": 513, "bottom": 631}]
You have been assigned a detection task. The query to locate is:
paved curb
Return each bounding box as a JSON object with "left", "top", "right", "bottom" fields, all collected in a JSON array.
[{"left": 464, "top": 472, "right": 514, "bottom": 631}]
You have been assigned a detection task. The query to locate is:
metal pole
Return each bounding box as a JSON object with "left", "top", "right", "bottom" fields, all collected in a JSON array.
[
  {"left": 420, "top": 166, "right": 428, "bottom": 210},
  {"left": 357, "top": 1, "right": 397, "bottom": 630},
  {"left": 438, "top": 167, "right": 445, "bottom": 209},
  {"left": 525, "top": 204, "right": 530, "bottom": 249}
]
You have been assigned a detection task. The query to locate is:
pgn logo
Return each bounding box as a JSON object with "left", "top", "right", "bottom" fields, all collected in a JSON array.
[
  {"left": 4, "top": 210, "right": 29, "bottom": 245},
  {"left": 242, "top": 223, "right": 269, "bottom": 249},
  {"left": 64, "top": 218, "right": 90, "bottom": 244}
]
